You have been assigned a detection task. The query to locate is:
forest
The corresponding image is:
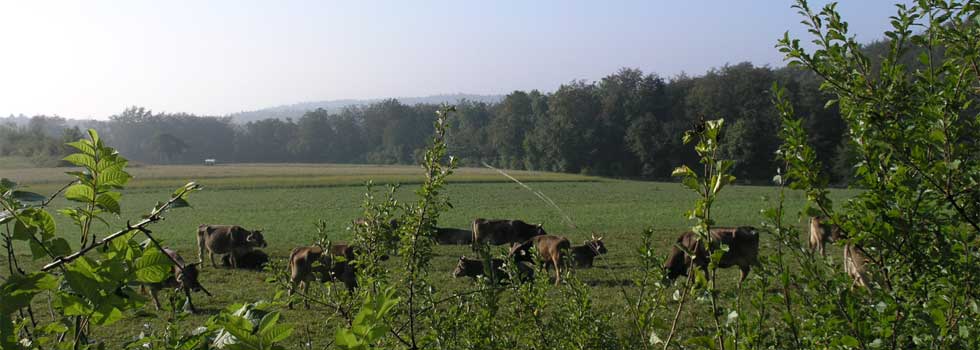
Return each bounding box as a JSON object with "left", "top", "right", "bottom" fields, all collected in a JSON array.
[{"left": 2, "top": 61, "right": 854, "bottom": 184}]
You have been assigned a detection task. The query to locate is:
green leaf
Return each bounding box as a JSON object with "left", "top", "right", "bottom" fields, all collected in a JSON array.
[
  {"left": 135, "top": 248, "right": 174, "bottom": 284},
  {"left": 96, "top": 169, "right": 131, "bottom": 188},
  {"left": 64, "top": 184, "right": 95, "bottom": 203},
  {"left": 31, "top": 210, "right": 56, "bottom": 239},
  {"left": 840, "top": 335, "right": 860, "bottom": 347},
  {"left": 87, "top": 129, "right": 101, "bottom": 146},
  {"left": 65, "top": 140, "right": 96, "bottom": 156},
  {"left": 96, "top": 192, "right": 122, "bottom": 214},
  {"left": 63, "top": 153, "right": 97, "bottom": 170}
]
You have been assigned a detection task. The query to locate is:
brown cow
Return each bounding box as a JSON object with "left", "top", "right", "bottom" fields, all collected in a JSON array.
[
  {"left": 451, "top": 256, "right": 533, "bottom": 282},
  {"left": 197, "top": 225, "right": 267, "bottom": 268},
  {"left": 435, "top": 227, "right": 473, "bottom": 245},
  {"left": 809, "top": 216, "right": 842, "bottom": 256},
  {"left": 664, "top": 226, "right": 760, "bottom": 287},
  {"left": 570, "top": 235, "right": 607, "bottom": 268},
  {"left": 509, "top": 235, "right": 571, "bottom": 285},
  {"left": 287, "top": 246, "right": 332, "bottom": 309},
  {"left": 144, "top": 248, "right": 210, "bottom": 313},
  {"left": 472, "top": 219, "right": 546, "bottom": 248}
]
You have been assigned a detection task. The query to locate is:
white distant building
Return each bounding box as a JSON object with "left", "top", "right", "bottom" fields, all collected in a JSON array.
[{"left": 204, "top": 158, "right": 216, "bottom": 166}]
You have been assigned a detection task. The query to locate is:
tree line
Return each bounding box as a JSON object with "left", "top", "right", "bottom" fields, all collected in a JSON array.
[{"left": 3, "top": 63, "right": 851, "bottom": 183}]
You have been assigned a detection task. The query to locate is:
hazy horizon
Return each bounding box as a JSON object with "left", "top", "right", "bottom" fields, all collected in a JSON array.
[{"left": 1, "top": 1, "right": 909, "bottom": 119}]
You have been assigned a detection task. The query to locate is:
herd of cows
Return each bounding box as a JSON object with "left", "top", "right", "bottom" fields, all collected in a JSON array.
[{"left": 145, "top": 215, "right": 867, "bottom": 312}]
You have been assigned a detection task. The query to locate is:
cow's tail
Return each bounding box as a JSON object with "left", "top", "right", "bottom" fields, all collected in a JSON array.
[
  {"left": 196, "top": 225, "right": 209, "bottom": 263},
  {"left": 470, "top": 219, "right": 482, "bottom": 251}
]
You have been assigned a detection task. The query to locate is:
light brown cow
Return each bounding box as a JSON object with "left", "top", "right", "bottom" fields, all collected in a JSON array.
[
  {"left": 144, "top": 248, "right": 210, "bottom": 313},
  {"left": 472, "top": 219, "right": 546, "bottom": 249},
  {"left": 288, "top": 246, "right": 332, "bottom": 309},
  {"left": 509, "top": 235, "right": 571, "bottom": 285},
  {"left": 809, "top": 216, "right": 841, "bottom": 256},
  {"left": 664, "top": 226, "right": 760, "bottom": 287},
  {"left": 196, "top": 224, "right": 267, "bottom": 268}
]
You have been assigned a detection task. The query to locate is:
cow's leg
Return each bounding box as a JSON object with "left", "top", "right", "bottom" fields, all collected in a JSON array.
[
  {"left": 183, "top": 288, "right": 196, "bottom": 314},
  {"left": 209, "top": 251, "right": 217, "bottom": 268},
  {"left": 738, "top": 264, "right": 751, "bottom": 288},
  {"left": 149, "top": 288, "right": 162, "bottom": 310},
  {"left": 302, "top": 280, "right": 311, "bottom": 309},
  {"left": 552, "top": 256, "right": 561, "bottom": 286}
]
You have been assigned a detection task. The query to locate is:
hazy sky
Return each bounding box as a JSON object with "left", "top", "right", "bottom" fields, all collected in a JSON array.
[{"left": 0, "top": 1, "right": 908, "bottom": 118}]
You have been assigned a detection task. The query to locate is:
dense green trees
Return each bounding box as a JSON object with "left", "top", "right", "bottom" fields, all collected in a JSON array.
[{"left": 4, "top": 63, "right": 851, "bottom": 183}]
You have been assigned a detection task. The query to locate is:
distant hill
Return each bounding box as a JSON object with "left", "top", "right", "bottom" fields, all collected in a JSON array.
[{"left": 227, "top": 93, "right": 504, "bottom": 123}]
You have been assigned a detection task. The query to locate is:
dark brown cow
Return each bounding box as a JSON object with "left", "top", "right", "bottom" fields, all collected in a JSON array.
[
  {"left": 451, "top": 256, "right": 534, "bottom": 282},
  {"left": 570, "top": 235, "right": 607, "bottom": 268},
  {"left": 809, "top": 216, "right": 842, "bottom": 256},
  {"left": 220, "top": 249, "right": 269, "bottom": 270},
  {"left": 144, "top": 248, "right": 210, "bottom": 313},
  {"left": 509, "top": 235, "right": 571, "bottom": 285},
  {"left": 197, "top": 225, "right": 267, "bottom": 268},
  {"left": 664, "top": 226, "right": 760, "bottom": 286},
  {"left": 435, "top": 227, "right": 473, "bottom": 245},
  {"left": 452, "top": 256, "right": 506, "bottom": 279},
  {"left": 471, "top": 219, "right": 546, "bottom": 248},
  {"left": 288, "top": 246, "right": 332, "bottom": 309}
]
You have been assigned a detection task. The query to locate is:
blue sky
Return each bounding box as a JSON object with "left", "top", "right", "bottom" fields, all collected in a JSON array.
[{"left": 0, "top": 1, "right": 909, "bottom": 118}]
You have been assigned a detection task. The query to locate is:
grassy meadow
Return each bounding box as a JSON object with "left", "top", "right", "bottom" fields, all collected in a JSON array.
[{"left": 1, "top": 161, "right": 859, "bottom": 347}]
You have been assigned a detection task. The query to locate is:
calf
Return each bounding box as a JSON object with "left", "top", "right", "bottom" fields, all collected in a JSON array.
[
  {"left": 509, "top": 235, "right": 571, "bottom": 285},
  {"left": 570, "top": 235, "right": 607, "bottom": 268},
  {"left": 472, "top": 219, "right": 546, "bottom": 248},
  {"left": 144, "top": 248, "right": 210, "bottom": 313},
  {"left": 809, "top": 216, "right": 842, "bottom": 256},
  {"left": 664, "top": 226, "right": 760, "bottom": 287},
  {"left": 197, "top": 224, "right": 267, "bottom": 268},
  {"left": 288, "top": 246, "right": 332, "bottom": 309},
  {"left": 435, "top": 227, "right": 473, "bottom": 245}
]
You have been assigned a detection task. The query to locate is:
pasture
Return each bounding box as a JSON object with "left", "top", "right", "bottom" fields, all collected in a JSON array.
[{"left": 1, "top": 163, "right": 857, "bottom": 347}]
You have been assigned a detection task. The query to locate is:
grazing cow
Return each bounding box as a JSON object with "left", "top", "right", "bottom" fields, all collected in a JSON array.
[
  {"left": 509, "top": 235, "right": 571, "bottom": 285},
  {"left": 472, "top": 219, "right": 546, "bottom": 248},
  {"left": 220, "top": 249, "right": 270, "bottom": 270},
  {"left": 197, "top": 225, "right": 267, "bottom": 268},
  {"left": 435, "top": 227, "right": 473, "bottom": 245},
  {"left": 844, "top": 243, "right": 871, "bottom": 289},
  {"left": 664, "top": 226, "right": 760, "bottom": 287},
  {"left": 287, "top": 246, "right": 332, "bottom": 309},
  {"left": 144, "top": 248, "right": 210, "bottom": 313},
  {"left": 452, "top": 256, "right": 534, "bottom": 282},
  {"left": 570, "top": 235, "right": 607, "bottom": 268},
  {"left": 809, "top": 216, "right": 842, "bottom": 256}
]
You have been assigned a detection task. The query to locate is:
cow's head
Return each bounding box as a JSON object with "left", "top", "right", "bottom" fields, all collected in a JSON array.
[
  {"left": 451, "top": 256, "right": 469, "bottom": 278},
  {"left": 587, "top": 234, "right": 607, "bottom": 255},
  {"left": 663, "top": 249, "right": 688, "bottom": 284},
  {"left": 247, "top": 230, "right": 267, "bottom": 248},
  {"left": 534, "top": 224, "right": 546, "bottom": 237}
]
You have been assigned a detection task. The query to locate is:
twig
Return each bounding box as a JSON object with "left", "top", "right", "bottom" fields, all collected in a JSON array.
[
  {"left": 41, "top": 189, "right": 191, "bottom": 271},
  {"left": 482, "top": 162, "right": 577, "bottom": 229}
]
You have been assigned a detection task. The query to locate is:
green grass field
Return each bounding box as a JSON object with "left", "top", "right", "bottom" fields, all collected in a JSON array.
[{"left": 1, "top": 162, "right": 858, "bottom": 347}]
